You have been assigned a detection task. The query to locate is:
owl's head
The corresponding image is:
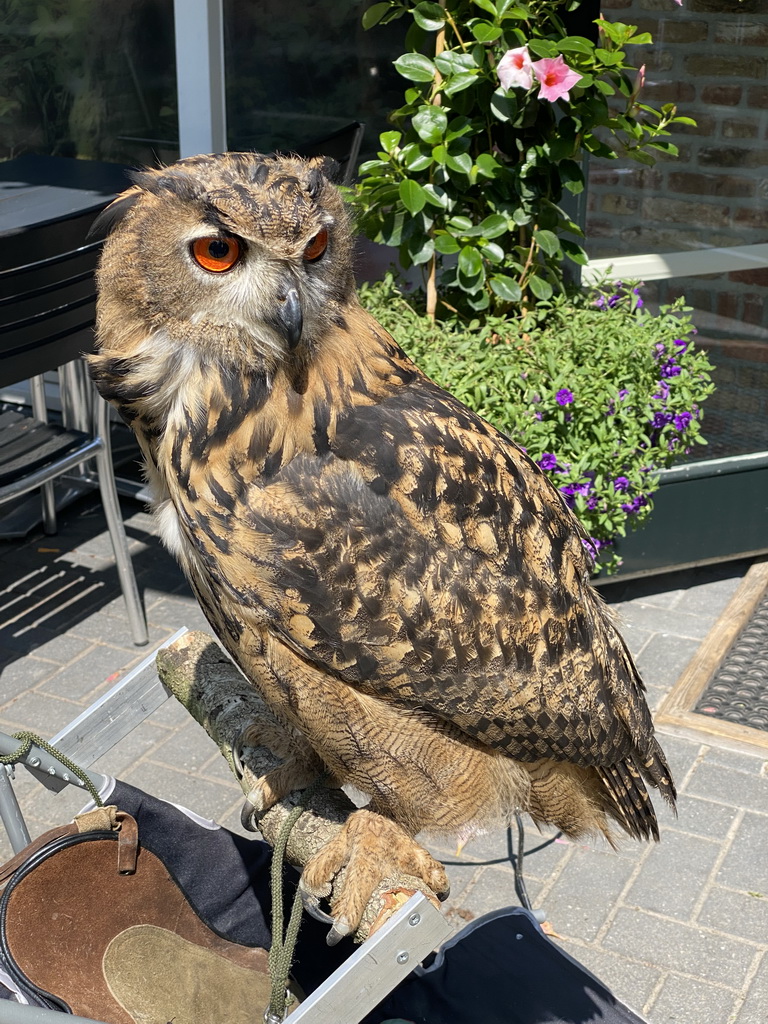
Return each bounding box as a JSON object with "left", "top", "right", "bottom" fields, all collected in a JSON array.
[{"left": 94, "top": 152, "right": 355, "bottom": 368}]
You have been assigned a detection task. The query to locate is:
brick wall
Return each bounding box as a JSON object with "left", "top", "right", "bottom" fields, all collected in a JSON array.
[{"left": 587, "top": 0, "right": 768, "bottom": 340}]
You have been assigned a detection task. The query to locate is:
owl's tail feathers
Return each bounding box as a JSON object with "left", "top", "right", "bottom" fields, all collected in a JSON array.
[{"left": 597, "top": 758, "right": 662, "bottom": 843}]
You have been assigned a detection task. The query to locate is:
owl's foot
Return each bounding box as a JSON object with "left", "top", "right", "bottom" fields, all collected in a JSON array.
[
  {"left": 299, "top": 809, "right": 450, "bottom": 944},
  {"left": 233, "top": 727, "right": 325, "bottom": 829}
]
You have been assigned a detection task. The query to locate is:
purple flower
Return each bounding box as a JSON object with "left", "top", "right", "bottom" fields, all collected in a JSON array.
[
  {"left": 621, "top": 494, "right": 648, "bottom": 514},
  {"left": 613, "top": 476, "right": 631, "bottom": 493},
  {"left": 556, "top": 388, "right": 574, "bottom": 406},
  {"left": 661, "top": 362, "right": 682, "bottom": 378},
  {"left": 654, "top": 343, "right": 666, "bottom": 357},
  {"left": 537, "top": 452, "right": 558, "bottom": 471},
  {"left": 618, "top": 388, "right": 629, "bottom": 401},
  {"left": 633, "top": 287, "right": 644, "bottom": 309},
  {"left": 653, "top": 381, "right": 670, "bottom": 401},
  {"left": 674, "top": 339, "right": 688, "bottom": 353},
  {"left": 534, "top": 411, "right": 543, "bottom": 420},
  {"left": 651, "top": 411, "right": 673, "bottom": 429},
  {"left": 673, "top": 411, "right": 693, "bottom": 431}
]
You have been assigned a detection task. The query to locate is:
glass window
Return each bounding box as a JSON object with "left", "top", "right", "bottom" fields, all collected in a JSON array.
[{"left": 0, "top": 0, "right": 178, "bottom": 166}]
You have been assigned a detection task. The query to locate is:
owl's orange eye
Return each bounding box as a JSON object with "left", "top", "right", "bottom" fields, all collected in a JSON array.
[
  {"left": 191, "top": 235, "right": 241, "bottom": 272},
  {"left": 303, "top": 228, "right": 328, "bottom": 262}
]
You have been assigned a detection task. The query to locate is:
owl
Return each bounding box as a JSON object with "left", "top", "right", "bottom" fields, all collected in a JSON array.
[{"left": 91, "top": 152, "right": 675, "bottom": 940}]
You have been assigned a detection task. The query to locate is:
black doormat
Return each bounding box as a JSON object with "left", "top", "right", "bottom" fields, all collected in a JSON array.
[{"left": 694, "top": 589, "right": 768, "bottom": 732}]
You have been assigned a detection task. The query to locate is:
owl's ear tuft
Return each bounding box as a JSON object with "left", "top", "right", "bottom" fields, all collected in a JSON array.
[
  {"left": 89, "top": 187, "right": 143, "bottom": 239},
  {"left": 130, "top": 169, "right": 202, "bottom": 201},
  {"left": 305, "top": 157, "right": 342, "bottom": 195}
]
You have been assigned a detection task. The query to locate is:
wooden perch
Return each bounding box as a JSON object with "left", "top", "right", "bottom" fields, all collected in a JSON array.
[{"left": 155, "top": 630, "right": 444, "bottom": 941}]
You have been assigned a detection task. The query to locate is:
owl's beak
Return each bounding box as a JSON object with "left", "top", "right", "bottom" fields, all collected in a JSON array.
[{"left": 275, "top": 285, "right": 303, "bottom": 350}]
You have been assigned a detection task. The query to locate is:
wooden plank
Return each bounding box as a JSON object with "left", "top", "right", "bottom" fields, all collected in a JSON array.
[{"left": 656, "top": 559, "right": 768, "bottom": 753}]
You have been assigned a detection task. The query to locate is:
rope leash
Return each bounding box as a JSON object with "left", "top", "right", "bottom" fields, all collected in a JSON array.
[
  {"left": 0, "top": 731, "right": 104, "bottom": 807},
  {"left": 265, "top": 776, "right": 327, "bottom": 1024}
]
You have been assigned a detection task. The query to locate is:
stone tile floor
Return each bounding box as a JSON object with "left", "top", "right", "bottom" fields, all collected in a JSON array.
[{"left": 1, "top": 493, "right": 766, "bottom": 1024}]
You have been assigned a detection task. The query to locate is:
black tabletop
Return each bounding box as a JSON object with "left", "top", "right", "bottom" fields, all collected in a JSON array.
[{"left": 0, "top": 154, "right": 131, "bottom": 237}]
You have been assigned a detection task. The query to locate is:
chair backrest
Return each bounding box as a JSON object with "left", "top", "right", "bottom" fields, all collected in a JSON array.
[
  {"left": 291, "top": 121, "right": 365, "bottom": 185},
  {"left": 0, "top": 212, "right": 106, "bottom": 389}
]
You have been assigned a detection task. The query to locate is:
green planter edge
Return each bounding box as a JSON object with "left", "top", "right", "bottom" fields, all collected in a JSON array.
[{"left": 593, "top": 450, "right": 768, "bottom": 585}]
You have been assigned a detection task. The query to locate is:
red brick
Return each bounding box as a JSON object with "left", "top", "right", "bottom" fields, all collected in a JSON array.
[
  {"left": 689, "top": 0, "right": 766, "bottom": 11},
  {"left": 734, "top": 207, "right": 768, "bottom": 229},
  {"left": 716, "top": 292, "right": 740, "bottom": 320},
  {"left": 584, "top": 217, "right": 619, "bottom": 238},
  {"left": 699, "top": 147, "right": 768, "bottom": 169},
  {"left": 685, "top": 55, "right": 767, "bottom": 78},
  {"left": 747, "top": 86, "right": 768, "bottom": 107},
  {"left": 642, "top": 81, "right": 696, "bottom": 104},
  {"left": 722, "top": 119, "right": 759, "bottom": 140},
  {"left": 625, "top": 168, "right": 664, "bottom": 190},
  {"left": 742, "top": 294, "right": 765, "bottom": 326},
  {"left": 589, "top": 169, "right": 621, "bottom": 187},
  {"left": 676, "top": 113, "right": 716, "bottom": 136},
  {"left": 641, "top": 197, "right": 731, "bottom": 227},
  {"left": 654, "top": 19, "right": 709, "bottom": 43},
  {"left": 601, "top": 194, "right": 640, "bottom": 215},
  {"left": 728, "top": 268, "right": 768, "bottom": 287},
  {"left": 667, "top": 172, "right": 755, "bottom": 199},
  {"left": 701, "top": 85, "right": 742, "bottom": 106},
  {"left": 600, "top": 0, "right": 632, "bottom": 7},
  {"left": 714, "top": 21, "right": 768, "bottom": 46}
]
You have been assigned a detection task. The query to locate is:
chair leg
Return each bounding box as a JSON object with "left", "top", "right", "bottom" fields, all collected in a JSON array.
[
  {"left": 30, "top": 375, "right": 58, "bottom": 535},
  {"left": 95, "top": 443, "right": 149, "bottom": 646}
]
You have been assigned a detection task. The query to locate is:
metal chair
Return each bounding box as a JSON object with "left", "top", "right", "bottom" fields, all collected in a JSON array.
[{"left": 0, "top": 204, "right": 148, "bottom": 646}]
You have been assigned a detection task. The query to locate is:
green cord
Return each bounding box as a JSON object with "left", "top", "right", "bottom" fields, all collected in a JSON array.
[
  {"left": 266, "top": 777, "right": 326, "bottom": 1023},
  {"left": 0, "top": 731, "right": 104, "bottom": 808}
]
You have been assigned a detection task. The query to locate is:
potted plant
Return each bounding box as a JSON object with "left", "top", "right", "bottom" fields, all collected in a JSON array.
[{"left": 352, "top": 0, "right": 721, "bottom": 576}]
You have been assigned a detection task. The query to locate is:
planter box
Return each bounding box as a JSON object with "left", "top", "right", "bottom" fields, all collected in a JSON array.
[{"left": 595, "top": 451, "right": 768, "bottom": 584}]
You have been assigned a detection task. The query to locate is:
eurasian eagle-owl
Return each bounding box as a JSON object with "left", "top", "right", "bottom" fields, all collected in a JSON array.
[{"left": 91, "top": 152, "right": 675, "bottom": 937}]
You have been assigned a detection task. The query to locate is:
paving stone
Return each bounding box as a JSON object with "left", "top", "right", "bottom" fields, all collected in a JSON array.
[
  {"left": 151, "top": 719, "right": 226, "bottom": 773},
  {"left": 41, "top": 644, "right": 142, "bottom": 702},
  {"left": 625, "top": 830, "right": 721, "bottom": 920},
  {"left": 68, "top": 609, "right": 171, "bottom": 650},
  {"left": 652, "top": 733, "right": 703, "bottom": 786},
  {"left": 686, "top": 761, "right": 768, "bottom": 816},
  {"left": 716, "top": 813, "right": 768, "bottom": 893},
  {"left": 608, "top": 621, "right": 654, "bottom": 660},
  {"left": 603, "top": 908, "right": 756, "bottom": 984},
  {"left": 119, "top": 760, "right": 239, "bottom": 821},
  {"left": 610, "top": 602, "right": 720, "bottom": 642},
  {"left": 647, "top": 971, "right": 739, "bottom": 1024},
  {"left": 559, "top": 943, "right": 663, "bottom": 1016},
  {"left": 90, "top": 720, "right": 170, "bottom": 778},
  {"left": 697, "top": 884, "right": 768, "bottom": 944},
  {"left": 0, "top": 689, "right": 84, "bottom": 737},
  {"left": 539, "top": 845, "right": 640, "bottom": 942},
  {"left": 22, "top": 631, "right": 93, "bottom": 665},
  {"left": 678, "top": 571, "right": 749, "bottom": 618},
  {"left": 444, "top": 864, "right": 538, "bottom": 926},
  {"left": 0, "top": 655, "right": 55, "bottom": 702},
  {"left": 146, "top": 596, "right": 213, "bottom": 634},
  {"left": 701, "top": 746, "right": 768, "bottom": 777},
  {"left": 663, "top": 792, "right": 740, "bottom": 841},
  {"left": 733, "top": 950, "right": 768, "bottom": 1024},
  {"left": 634, "top": 633, "right": 702, "bottom": 691}
]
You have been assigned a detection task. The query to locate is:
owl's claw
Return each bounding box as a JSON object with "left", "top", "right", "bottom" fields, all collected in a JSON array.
[
  {"left": 300, "top": 809, "right": 449, "bottom": 941},
  {"left": 298, "top": 879, "right": 335, "bottom": 926}
]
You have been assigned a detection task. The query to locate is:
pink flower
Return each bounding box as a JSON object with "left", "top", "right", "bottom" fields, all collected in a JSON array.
[
  {"left": 497, "top": 46, "right": 533, "bottom": 91},
  {"left": 531, "top": 55, "right": 583, "bottom": 103}
]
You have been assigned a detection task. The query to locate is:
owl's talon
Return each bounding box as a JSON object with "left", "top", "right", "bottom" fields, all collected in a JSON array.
[
  {"left": 240, "top": 794, "right": 260, "bottom": 832},
  {"left": 326, "top": 916, "right": 352, "bottom": 947},
  {"left": 299, "top": 881, "right": 335, "bottom": 925}
]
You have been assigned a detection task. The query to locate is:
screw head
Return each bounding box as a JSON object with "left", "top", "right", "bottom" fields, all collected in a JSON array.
[
  {"left": 408, "top": 913, "right": 421, "bottom": 926},
  {"left": 396, "top": 951, "right": 409, "bottom": 965}
]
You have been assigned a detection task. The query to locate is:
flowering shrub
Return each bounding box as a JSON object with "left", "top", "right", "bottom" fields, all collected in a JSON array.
[
  {"left": 359, "top": 274, "right": 715, "bottom": 574},
  {"left": 354, "top": 0, "right": 693, "bottom": 316}
]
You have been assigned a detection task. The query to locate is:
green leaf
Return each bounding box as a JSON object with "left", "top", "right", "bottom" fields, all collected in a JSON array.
[
  {"left": 534, "top": 229, "right": 560, "bottom": 257},
  {"left": 362, "top": 2, "right": 391, "bottom": 30},
  {"left": 476, "top": 153, "right": 502, "bottom": 178},
  {"left": 626, "top": 31, "right": 653, "bottom": 45},
  {"left": 379, "top": 130, "right": 402, "bottom": 153},
  {"left": 399, "top": 179, "right": 428, "bottom": 214},
  {"left": 412, "top": 1, "right": 447, "bottom": 31},
  {"left": 594, "top": 79, "right": 616, "bottom": 96},
  {"left": 412, "top": 106, "right": 448, "bottom": 143},
  {"left": 489, "top": 275, "right": 522, "bottom": 302},
  {"left": 558, "top": 36, "right": 596, "bottom": 55},
  {"left": 458, "top": 245, "right": 483, "bottom": 278},
  {"left": 446, "top": 150, "right": 473, "bottom": 175},
  {"left": 443, "top": 71, "right": 478, "bottom": 96},
  {"left": 445, "top": 116, "right": 473, "bottom": 141},
  {"left": 472, "top": 0, "right": 497, "bottom": 15},
  {"left": 527, "top": 274, "right": 553, "bottom": 300},
  {"left": 434, "top": 51, "right": 477, "bottom": 75},
  {"left": 401, "top": 143, "right": 433, "bottom": 171},
  {"left": 448, "top": 215, "right": 473, "bottom": 232},
  {"left": 527, "top": 38, "right": 559, "bottom": 59},
  {"left": 471, "top": 22, "right": 502, "bottom": 43},
  {"left": 434, "top": 232, "right": 461, "bottom": 254},
  {"left": 490, "top": 88, "right": 517, "bottom": 122},
  {"left": 432, "top": 143, "right": 448, "bottom": 164},
  {"left": 394, "top": 52, "right": 437, "bottom": 82},
  {"left": 561, "top": 238, "right": 588, "bottom": 265},
  {"left": 407, "top": 233, "right": 435, "bottom": 264},
  {"left": 480, "top": 242, "right": 505, "bottom": 263},
  {"left": 479, "top": 213, "right": 508, "bottom": 238}
]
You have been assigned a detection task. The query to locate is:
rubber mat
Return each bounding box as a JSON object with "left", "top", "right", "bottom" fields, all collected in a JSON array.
[{"left": 695, "top": 589, "right": 768, "bottom": 732}]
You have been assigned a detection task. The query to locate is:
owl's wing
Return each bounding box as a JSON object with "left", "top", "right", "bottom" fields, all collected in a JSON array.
[{"left": 206, "top": 376, "right": 656, "bottom": 773}]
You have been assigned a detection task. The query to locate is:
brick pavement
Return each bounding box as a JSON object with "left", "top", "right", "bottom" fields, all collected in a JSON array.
[{"left": 0, "top": 496, "right": 766, "bottom": 1023}]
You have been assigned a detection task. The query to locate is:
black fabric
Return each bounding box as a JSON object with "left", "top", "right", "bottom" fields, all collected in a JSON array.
[
  {"left": 368, "top": 906, "right": 647, "bottom": 1024},
  {"left": 106, "top": 780, "right": 349, "bottom": 993}
]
